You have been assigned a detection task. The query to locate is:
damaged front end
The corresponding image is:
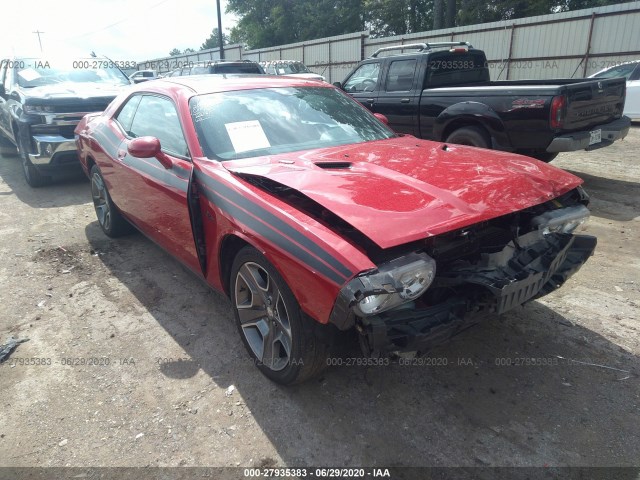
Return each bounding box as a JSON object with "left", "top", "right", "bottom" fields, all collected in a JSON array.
[{"left": 329, "top": 188, "right": 597, "bottom": 356}]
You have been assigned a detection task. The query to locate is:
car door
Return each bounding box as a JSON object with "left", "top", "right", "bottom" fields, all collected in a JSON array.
[
  {"left": 110, "top": 94, "right": 200, "bottom": 273},
  {"left": 342, "top": 61, "right": 382, "bottom": 112},
  {"left": 374, "top": 58, "right": 419, "bottom": 135}
]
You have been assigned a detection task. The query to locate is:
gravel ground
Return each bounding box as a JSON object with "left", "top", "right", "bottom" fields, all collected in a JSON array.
[{"left": 0, "top": 128, "right": 638, "bottom": 473}]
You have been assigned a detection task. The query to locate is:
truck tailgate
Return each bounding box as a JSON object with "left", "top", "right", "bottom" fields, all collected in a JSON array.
[{"left": 563, "top": 77, "right": 626, "bottom": 131}]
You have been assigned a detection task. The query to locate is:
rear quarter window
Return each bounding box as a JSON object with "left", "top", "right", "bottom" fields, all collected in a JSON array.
[
  {"left": 385, "top": 59, "right": 417, "bottom": 92},
  {"left": 214, "top": 64, "right": 263, "bottom": 74},
  {"left": 425, "top": 52, "right": 489, "bottom": 88}
]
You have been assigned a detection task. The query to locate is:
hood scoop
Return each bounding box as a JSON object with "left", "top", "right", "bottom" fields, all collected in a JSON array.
[{"left": 314, "top": 161, "right": 352, "bottom": 169}]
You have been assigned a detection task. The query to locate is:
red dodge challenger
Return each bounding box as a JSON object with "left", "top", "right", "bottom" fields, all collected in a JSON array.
[{"left": 75, "top": 75, "right": 596, "bottom": 384}]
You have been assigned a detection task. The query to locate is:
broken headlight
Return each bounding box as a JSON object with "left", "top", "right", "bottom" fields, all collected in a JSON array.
[
  {"left": 531, "top": 204, "right": 590, "bottom": 236},
  {"left": 348, "top": 252, "right": 436, "bottom": 317}
]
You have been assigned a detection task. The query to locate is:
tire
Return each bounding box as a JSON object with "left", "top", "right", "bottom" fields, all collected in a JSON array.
[
  {"left": 90, "top": 165, "right": 132, "bottom": 237},
  {"left": 230, "top": 246, "right": 331, "bottom": 385},
  {"left": 21, "top": 153, "right": 50, "bottom": 188},
  {"left": 0, "top": 135, "right": 17, "bottom": 157},
  {"left": 517, "top": 150, "right": 559, "bottom": 162},
  {"left": 445, "top": 126, "right": 491, "bottom": 149}
]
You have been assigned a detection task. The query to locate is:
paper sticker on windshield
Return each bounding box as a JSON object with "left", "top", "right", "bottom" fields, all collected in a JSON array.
[
  {"left": 18, "top": 68, "right": 41, "bottom": 82},
  {"left": 225, "top": 120, "right": 270, "bottom": 153}
]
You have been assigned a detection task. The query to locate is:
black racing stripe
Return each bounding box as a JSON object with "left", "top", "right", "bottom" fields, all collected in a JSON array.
[
  {"left": 196, "top": 172, "right": 353, "bottom": 279},
  {"left": 167, "top": 161, "right": 190, "bottom": 179},
  {"left": 100, "top": 123, "right": 192, "bottom": 179},
  {"left": 199, "top": 181, "right": 346, "bottom": 286},
  {"left": 101, "top": 125, "right": 123, "bottom": 146},
  {"left": 123, "top": 155, "right": 188, "bottom": 193},
  {"left": 126, "top": 153, "right": 190, "bottom": 181},
  {"left": 92, "top": 130, "right": 119, "bottom": 158}
]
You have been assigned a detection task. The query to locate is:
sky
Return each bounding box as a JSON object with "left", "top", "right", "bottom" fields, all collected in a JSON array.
[{"left": 0, "top": 0, "right": 238, "bottom": 62}]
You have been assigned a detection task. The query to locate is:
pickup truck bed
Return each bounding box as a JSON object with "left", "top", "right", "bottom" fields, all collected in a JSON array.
[{"left": 338, "top": 43, "right": 630, "bottom": 161}]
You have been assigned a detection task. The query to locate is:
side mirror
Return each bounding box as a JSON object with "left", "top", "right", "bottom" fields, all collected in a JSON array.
[
  {"left": 373, "top": 113, "right": 389, "bottom": 125},
  {"left": 127, "top": 136, "right": 173, "bottom": 169},
  {"left": 332, "top": 81, "right": 343, "bottom": 89}
]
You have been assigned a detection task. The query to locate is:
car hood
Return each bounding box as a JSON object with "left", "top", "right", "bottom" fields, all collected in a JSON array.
[
  {"left": 224, "top": 137, "right": 583, "bottom": 249},
  {"left": 20, "top": 82, "right": 130, "bottom": 101}
]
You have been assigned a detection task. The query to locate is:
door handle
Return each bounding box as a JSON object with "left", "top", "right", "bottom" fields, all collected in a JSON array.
[
  {"left": 400, "top": 98, "right": 410, "bottom": 103},
  {"left": 366, "top": 98, "right": 375, "bottom": 104}
]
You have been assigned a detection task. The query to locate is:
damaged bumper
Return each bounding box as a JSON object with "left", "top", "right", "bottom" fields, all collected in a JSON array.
[{"left": 340, "top": 232, "right": 596, "bottom": 355}]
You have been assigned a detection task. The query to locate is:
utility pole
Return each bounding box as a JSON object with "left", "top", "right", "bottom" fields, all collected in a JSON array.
[
  {"left": 33, "top": 30, "right": 45, "bottom": 52},
  {"left": 216, "top": 0, "right": 224, "bottom": 60}
]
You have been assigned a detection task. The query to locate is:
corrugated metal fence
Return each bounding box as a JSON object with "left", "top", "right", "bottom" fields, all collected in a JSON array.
[{"left": 141, "top": 1, "right": 640, "bottom": 82}]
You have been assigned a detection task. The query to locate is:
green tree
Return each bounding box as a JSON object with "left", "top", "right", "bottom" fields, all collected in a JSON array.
[
  {"left": 183, "top": 48, "right": 196, "bottom": 54},
  {"left": 227, "top": 0, "right": 366, "bottom": 49},
  {"left": 364, "top": 0, "right": 432, "bottom": 37},
  {"left": 226, "top": 0, "right": 630, "bottom": 48},
  {"left": 433, "top": 0, "right": 444, "bottom": 29},
  {"left": 201, "top": 28, "right": 229, "bottom": 50},
  {"left": 556, "top": 0, "right": 627, "bottom": 12},
  {"left": 445, "top": 0, "right": 456, "bottom": 27},
  {"left": 456, "top": 0, "right": 627, "bottom": 26},
  {"left": 169, "top": 48, "right": 182, "bottom": 56}
]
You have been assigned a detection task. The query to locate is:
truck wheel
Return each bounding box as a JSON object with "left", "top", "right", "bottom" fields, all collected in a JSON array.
[
  {"left": 230, "top": 246, "right": 330, "bottom": 385},
  {"left": 90, "top": 165, "right": 132, "bottom": 237},
  {"left": 518, "top": 151, "right": 558, "bottom": 162},
  {"left": 21, "top": 154, "right": 50, "bottom": 188},
  {"left": 445, "top": 126, "right": 491, "bottom": 149},
  {"left": 0, "top": 136, "right": 17, "bottom": 156}
]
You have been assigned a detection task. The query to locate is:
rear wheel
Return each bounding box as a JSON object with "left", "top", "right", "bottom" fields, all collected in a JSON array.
[
  {"left": 21, "top": 153, "right": 50, "bottom": 188},
  {"left": 90, "top": 165, "right": 132, "bottom": 237},
  {"left": 517, "top": 150, "right": 559, "bottom": 162},
  {"left": 230, "top": 246, "right": 331, "bottom": 385},
  {"left": 445, "top": 126, "right": 491, "bottom": 149}
]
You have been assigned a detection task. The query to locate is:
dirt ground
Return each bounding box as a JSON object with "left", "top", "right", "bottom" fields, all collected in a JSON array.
[{"left": 0, "top": 128, "right": 638, "bottom": 473}]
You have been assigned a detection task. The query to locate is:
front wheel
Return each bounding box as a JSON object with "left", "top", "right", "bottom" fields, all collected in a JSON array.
[
  {"left": 0, "top": 135, "right": 17, "bottom": 157},
  {"left": 230, "top": 246, "right": 330, "bottom": 385},
  {"left": 445, "top": 126, "right": 491, "bottom": 149},
  {"left": 21, "top": 154, "right": 50, "bottom": 188}
]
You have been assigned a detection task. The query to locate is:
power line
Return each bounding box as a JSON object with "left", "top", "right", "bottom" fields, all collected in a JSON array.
[
  {"left": 66, "top": 0, "right": 173, "bottom": 40},
  {"left": 33, "top": 30, "right": 45, "bottom": 52}
]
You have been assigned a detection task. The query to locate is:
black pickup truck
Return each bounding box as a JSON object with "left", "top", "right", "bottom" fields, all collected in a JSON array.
[
  {"left": 335, "top": 42, "right": 631, "bottom": 161},
  {"left": 0, "top": 57, "right": 131, "bottom": 186}
]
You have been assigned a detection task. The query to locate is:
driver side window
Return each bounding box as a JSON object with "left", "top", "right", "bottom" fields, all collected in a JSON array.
[
  {"left": 129, "top": 95, "right": 189, "bottom": 158},
  {"left": 344, "top": 62, "right": 380, "bottom": 92}
]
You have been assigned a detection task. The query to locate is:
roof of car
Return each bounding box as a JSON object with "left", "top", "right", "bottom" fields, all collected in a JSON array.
[
  {"left": 145, "top": 74, "right": 332, "bottom": 95},
  {"left": 193, "top": 60, "right": 260, "bottom": 65},
  {"left": 260, "top": 60, "right": 305, "bottom": 64}
]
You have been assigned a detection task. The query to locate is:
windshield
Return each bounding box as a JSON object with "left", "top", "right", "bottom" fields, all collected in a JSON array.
[
  {"left": 592, "top": 63, "right": 638, "bottom": 81},
  {"left": 277, "top": 62, "right": 312, "bottom": 74},
  {"left": 16, "top": 58, "right": 131, "bottom": 88},
  {"left": 190, "top": 87, "right": 394, "bottom": 160}
]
